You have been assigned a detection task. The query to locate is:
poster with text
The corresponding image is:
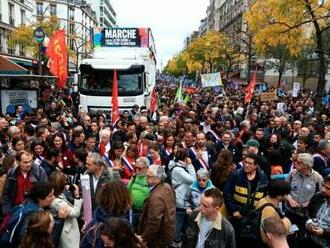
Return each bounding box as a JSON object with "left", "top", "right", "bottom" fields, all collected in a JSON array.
[
  {"left": 201, "top": 72, "right": 222, "bottom": 88},
  {"left": 1, "top": 90, "right": 37, "bottom": 115}
]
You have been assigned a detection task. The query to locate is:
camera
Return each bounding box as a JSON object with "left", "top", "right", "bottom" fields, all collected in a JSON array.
[{"left": 65, "top": 175, "right": 76, "bottom": 193}]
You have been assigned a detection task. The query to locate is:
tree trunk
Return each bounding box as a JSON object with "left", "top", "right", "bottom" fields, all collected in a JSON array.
[
  {"left": 305, "top": 2, "right": 326, "bottom": 111},
  {"left": 278, "top": 68, "right": 283, "bottom": 88}
]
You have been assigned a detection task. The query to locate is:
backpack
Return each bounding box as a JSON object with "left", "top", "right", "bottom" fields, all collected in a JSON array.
[
  {"left": 239, "top": 203, "right": 283, "bottom": 242},
  {"left": 0, "top": 203, "right": 38, "bottom": 247},
  {"left": 81, "top": 222, "right": 103, "bottom": 248},
  {"left": 164, "top": 163, "right": 189, "bottom": 189}
]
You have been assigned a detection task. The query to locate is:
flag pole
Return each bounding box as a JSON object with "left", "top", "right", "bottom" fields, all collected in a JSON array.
[{"left": 245, "top": 103, "right": 250, "bottom": 120}]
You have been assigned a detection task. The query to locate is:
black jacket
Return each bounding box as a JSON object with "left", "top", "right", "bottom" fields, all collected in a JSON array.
[
  {"left": 183, "top": 210, "right": 236, "bottom": 248},
  {"left": 308, "top": 193, "right": 330, "bottom": 240}
]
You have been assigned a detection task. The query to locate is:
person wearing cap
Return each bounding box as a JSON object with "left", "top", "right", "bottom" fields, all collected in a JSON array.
[
  {"left": 130, "top": 104, "right": 139, "bottom": 117},
  {"left": 223, "top": 153, "right": 268, "bottom": 221},
  {"left": 243, "top": 138, "right": 271, "bottom": 178}
]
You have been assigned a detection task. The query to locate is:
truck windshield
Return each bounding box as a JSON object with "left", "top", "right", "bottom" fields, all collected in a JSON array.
[{"left": 79, "top": 66, "right": 144, "bottom": 96}]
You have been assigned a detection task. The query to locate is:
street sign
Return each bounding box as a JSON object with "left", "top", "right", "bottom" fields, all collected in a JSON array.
[{"left": 34, "top": 27, "right": 45, "bottom": 43}]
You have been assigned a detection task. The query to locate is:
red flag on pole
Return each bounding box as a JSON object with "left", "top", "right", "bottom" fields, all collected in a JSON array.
[
  {"left": 111, "top": 69, "right": 119, "bottom": 125},
  {"left": 244, "top": 69, "right": 257, "bottom": 104},
  {"left": 46, "top": 30, "right": 67, "bottom": 88},
  {"left": 149, "top": 87, "right": 158, "bottom": 113}
]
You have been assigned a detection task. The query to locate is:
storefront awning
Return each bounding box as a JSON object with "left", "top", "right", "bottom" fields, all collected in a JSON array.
[{"left": 0, "top": 55, "right": 29, "bottom": 75}]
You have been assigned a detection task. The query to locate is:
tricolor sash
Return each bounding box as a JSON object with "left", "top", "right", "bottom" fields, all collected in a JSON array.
[
  {"left": 190, "top": 147, "right": 209, "bottom": 170},
  {"left": 122, "top": 156, "right": 135, "bottom": 172},
  {"left": 165, "top": 148, "right": 171, "bottom": 156},
  {"left": 34, "top": 155, "right": 44, "bottom": 166},
  {"left": 209, "top": 130, "right": 221, "bottom": 142},
  {"left": 103, "top": 155, "right": 114, "bottom": 167}
]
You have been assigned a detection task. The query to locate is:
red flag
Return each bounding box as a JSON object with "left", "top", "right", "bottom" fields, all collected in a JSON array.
[
  {"left": 244, "top": 69, "right": 257, "bottom": 104},
  {"left": 111, "top": 69, "right": 119, "bottom": 125},
  {"left": 149, "top": 87, "right": 158, "bottom": 113},
  {"left": 46, "top": 30, "right": 67, "bottom": 88}
]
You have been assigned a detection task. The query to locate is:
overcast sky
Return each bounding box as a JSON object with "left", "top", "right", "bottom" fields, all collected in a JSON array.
[{"left": 111, "top": 0, "right": 209, "bottom": 70}]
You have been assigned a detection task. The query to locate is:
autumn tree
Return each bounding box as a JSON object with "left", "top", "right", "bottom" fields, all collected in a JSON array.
[
  {"left": 264, "top": 45, "right": 297, "bottom": 86},
  {"left": 245, "top": 0, "right": 330, "bottom": 109},
  {"left": 8, "top": 16, "right": 60, "bottom": 58},
  {"left": 185, "top": 31, "right": 227, "bottom": 73},
  {"left": 163, "top": 52, "right": 189, "bottom": 77}
]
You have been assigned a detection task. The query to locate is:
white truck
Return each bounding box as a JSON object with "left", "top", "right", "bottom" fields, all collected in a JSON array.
[{"left": 79, "top": 27, "right": 157, "bottom": 116}]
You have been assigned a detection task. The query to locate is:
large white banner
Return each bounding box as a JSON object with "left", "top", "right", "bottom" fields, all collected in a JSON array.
[
  {"left": 201, "top": 72, "right": 222, "bottom": 88},
  {"left": 1, "top": 90, "right": 37, "bottom": 114}
]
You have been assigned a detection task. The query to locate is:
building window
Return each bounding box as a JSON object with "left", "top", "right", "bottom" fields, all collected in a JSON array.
[
  {"left": 69, "top": 23, "right": 75, "bottom": 34},
  {"left": 21, "top": 9, "right": 26, "bottom": 26},
  {"left": 69, "top": 8, "right": 74, "bottom": 20},
  {"left": 37, "top": 2, "right": 43, "bottom": 16},
  {"left": 69, "top": 39, "right": 74, "bottom": 50},
  {"left": 9, "top": 3, "right": 14, "bottom": 26},
  {"left": 19, "top": 45, "right": 25, "bottom": 56},
  {"left": 50, "top": 4, "right": 56, "bottom": 16}
]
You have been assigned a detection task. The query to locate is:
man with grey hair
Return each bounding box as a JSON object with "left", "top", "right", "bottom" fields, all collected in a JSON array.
[
  {"left": 138, "top": 165, "right": 176, "bottom": 247},
  {"left": 128, "top": 157, "right": 150, "bottom": 229},
  {"left": 98, "top": 128, "right": 111, "bottom": 156},
  {"left": 85, "top": 152, "right": 119, "bottom": 211},
  {"left": 313, "top": 140, "right": 330, "bottom": 177},
  {"left": 286, "top": 153, "right": 323, "bottom": 241}
]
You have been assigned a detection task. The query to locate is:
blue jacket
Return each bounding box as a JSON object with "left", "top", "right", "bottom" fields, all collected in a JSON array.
[
  {"left": 1, "top": 199, "right": 64, "bottom": 248},
  {"left": 184, "top": 180, "right": 214, "bottom": 210},
  {"left": 224, "top": 168, "right": 268, "bottom": 216}
]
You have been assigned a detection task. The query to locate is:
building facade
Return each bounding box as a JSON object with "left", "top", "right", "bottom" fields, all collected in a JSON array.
[
  {"left": 0, "top": 0, "right": 36, "bottom": 70},
  {"left": 87, "top": 0, "right": 116, "bottom": 27},
  {"left": 32, "top": 0, "right": 98, "bottom": 70}
]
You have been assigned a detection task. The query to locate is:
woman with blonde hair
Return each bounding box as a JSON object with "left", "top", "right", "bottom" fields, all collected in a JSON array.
[{"left": 19, "top": 211, "right": 55, "bottom": 248}]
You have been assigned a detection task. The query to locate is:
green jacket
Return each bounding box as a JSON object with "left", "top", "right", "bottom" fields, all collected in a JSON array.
[{"left": 128, "top": 174, "right": 150, "bottom": 210}]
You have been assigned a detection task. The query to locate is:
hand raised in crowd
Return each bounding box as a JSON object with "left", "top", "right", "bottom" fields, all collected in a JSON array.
[
  {"left": 58, "top": 206, "right": 69, "bottom": 219},
  {"left": 73, "top": 184, "right": 80, "bottom": 198},
  {"left": 186, "top": 208, "right": 193, "bottom": 215},
  {"left": 233, "top": 211, "right": 242, "bottom": 219},
  {"left": 185, "top": 157, "right": 192, "bottom": 164},
  {"left": 311, "top": 226, "right": 324, "bottom": 237},
  {"left": 287, "top": 197, "right": 300, "bottom": 208}
]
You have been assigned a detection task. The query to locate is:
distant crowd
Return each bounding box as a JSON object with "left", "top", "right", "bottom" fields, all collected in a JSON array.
[{"left": 0, "top": 77, "right": 328, "bottom": 248}]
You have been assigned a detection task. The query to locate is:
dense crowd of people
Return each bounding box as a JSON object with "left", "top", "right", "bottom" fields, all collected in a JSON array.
[{"left": 0, "top": 78, "right": 329, "bottom": 248}]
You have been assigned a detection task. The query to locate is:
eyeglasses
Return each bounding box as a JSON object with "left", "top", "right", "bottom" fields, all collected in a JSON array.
[{"left": 198, "top": 178, "right": 207, "bottom": 182}]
